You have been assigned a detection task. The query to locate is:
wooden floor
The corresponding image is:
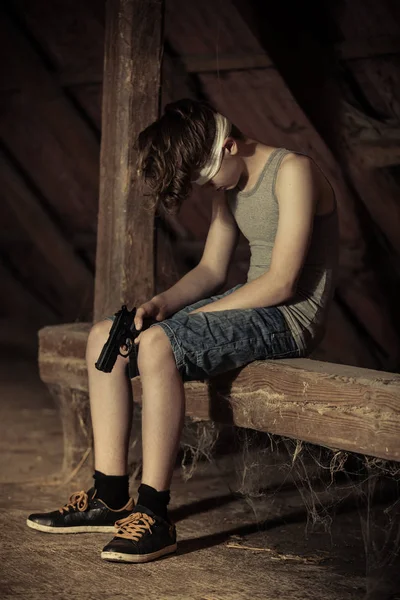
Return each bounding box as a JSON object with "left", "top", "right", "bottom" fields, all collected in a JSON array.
[{"left": 0, "top": 353, "right": 397, "bottom": 600}]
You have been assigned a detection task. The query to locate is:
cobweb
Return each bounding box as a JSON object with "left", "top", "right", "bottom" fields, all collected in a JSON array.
[{"left": 176, "top": 421, "right": 400, "bottom": 600}]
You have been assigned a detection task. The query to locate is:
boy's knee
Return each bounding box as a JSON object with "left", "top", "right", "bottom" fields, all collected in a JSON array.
[
  {"left": 86, "top": 319, "right": 130, "bottom": 370},
  {"left": 86, "top": 319, "right": 114, "bottom": 361}
]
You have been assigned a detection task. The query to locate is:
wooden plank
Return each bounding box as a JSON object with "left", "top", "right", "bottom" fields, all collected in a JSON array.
[
  {"left": 38, "top": 324, "right": 400, "bottom": 462},
  {"left": 0, "top": 150, "right": 94, "bottom": 320},
  {"left": 94, "top": 0, "right": 165, "bottom": 320},
  {"left": 178, "top": 359, "right": 400, "bottom": 462}
]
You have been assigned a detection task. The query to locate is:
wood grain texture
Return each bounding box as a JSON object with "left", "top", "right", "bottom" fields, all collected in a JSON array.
[
  {"left": 0, "top": 150, "right": 94, "bottom": 320},
  {"left": 94, "top": 0, "right": 164, "bottom": 320},
  {"left": 0, "top": 9, "right": 100, "bottom": 233},
  {"left": 39, "top": 324, "right": 400, "bottom": 462}
]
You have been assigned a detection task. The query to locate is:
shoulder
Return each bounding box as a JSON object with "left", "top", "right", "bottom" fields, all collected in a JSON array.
[
  {"left": 274, "top": 152, "right": 318, "bottom": 214},
  {"left": 275, "top": 152, "right": 316, "bottom": 193},
  {"left": 278, "top": 152, "right": 313, "bottom": 177}
]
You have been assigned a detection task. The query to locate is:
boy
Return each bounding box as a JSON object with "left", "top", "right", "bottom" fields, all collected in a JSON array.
[{"left": 27, "top": 98, "right": 338, "bottom": 563}]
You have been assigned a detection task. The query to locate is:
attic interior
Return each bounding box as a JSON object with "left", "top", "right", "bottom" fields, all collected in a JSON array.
[{"left": 1, "top": 1, "right": 400, "bottom": 599}]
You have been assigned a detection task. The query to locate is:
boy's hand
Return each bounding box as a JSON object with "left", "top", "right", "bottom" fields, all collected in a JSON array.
[{"left": 134, "top": 299, "right": 168, "bottom": 344}]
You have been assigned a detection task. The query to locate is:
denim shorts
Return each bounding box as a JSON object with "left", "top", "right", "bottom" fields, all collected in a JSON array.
[{"left": 105, "top": 283, "right": 301, "bottom": 382}]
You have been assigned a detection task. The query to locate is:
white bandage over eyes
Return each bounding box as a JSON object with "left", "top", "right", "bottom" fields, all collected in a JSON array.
[{"left": 192, "top": 112, "right": 232, "bottom": 185}]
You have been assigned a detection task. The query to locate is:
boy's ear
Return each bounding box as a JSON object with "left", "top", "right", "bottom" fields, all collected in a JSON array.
[{"left": 224, "top": 137, "right": 237, "bottom": 155}]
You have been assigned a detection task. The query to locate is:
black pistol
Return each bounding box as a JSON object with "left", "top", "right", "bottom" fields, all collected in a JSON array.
[{"left": 95, "top": 305, "right": 158, "bottom": 378}]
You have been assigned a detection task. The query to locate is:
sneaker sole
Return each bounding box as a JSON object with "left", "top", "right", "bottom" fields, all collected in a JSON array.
[
  {"left": 101, "top": 543, "right": 178, "bottom": 563},
  {"left": 26, "top": 519, "right": 116, "bottom": 534}
]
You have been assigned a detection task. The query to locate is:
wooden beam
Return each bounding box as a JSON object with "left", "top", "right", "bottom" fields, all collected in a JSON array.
[
  {"left": 57, "top": 53, "right": 272, "bottom": 84},
  {"left": 94, "top": 0, "right": 165, "bottom": 320},
  {"left": 181, "top": 38, "right": 400, "bottom": 71},
  {"left": 341, "top": 103, "right": 400, "bottom": 261},
  {"left": 179, "top": 39, "right": 400, "bottom": 72},
  {"left": 38, "top": 324, "right": 400, "bottom": 462},
  {"left": 0, "top": 258, "right": 57, "bottom": 325},
  {"left": 182, "top": 53, "right": 273, "bottom": 73},
  {"left": 351, "top": 139, "right": 400, "bottom": 168},
  {"left": 0, "top": 9, "right": 99, "bottom": 232},
  {"left": 53, "top": 32, "right": 400, "bottom": 87},
  {"left": 0, "top": 150, "right": 94, "bottom": 320},
  {"left": 345, "top": 104, "right": 400, "bottom": 167}
]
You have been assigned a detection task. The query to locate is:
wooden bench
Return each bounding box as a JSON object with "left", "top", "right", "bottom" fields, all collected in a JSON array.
[
  {"left": 39, "top": 322, "right": 400, "bottom": 477},
  {"left": 37, "top": 0, "right": 400, "bottom": 479}
]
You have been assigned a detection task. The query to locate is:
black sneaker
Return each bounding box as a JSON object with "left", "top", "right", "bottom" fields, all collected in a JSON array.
[
  {"left": 101, "top": 504, "right": 177, "bottom": 563},
  {"left": 26, "top": 487, "right": 135, "bottom": 534}
]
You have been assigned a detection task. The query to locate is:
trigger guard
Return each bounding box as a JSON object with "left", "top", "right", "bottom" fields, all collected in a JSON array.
[{"left": 118, "top": 335, "right": 134, "bottom": 357}]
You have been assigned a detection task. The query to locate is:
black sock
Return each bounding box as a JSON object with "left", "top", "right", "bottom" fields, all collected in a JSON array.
[
  {"left": 93, "top": 470, "right": 130, "bottom": 510},
  {"left": 137, "top": 483, "right": 170, "bottom": 521}
]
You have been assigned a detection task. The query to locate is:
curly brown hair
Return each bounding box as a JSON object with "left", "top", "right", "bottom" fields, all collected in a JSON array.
[{"left": 135, "top": 98, "right": 244, "bottom": 217}]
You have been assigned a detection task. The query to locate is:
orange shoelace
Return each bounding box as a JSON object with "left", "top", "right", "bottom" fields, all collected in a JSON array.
[
  {"left": 58, "top": 490, "right": 89, "bottom": 514},
  {"left": 114, "top": 512, "right": 155, "bottom": 541}
]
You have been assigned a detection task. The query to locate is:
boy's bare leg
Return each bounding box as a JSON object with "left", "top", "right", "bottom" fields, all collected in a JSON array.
[
  {"left": 137, "top": 326, "right": 186, "bottom": 491},
  {"left": 26, "top": 320, "right": 134, "bottom": 534},
  {"left": 86, "top": 320, "right": 132, "bottom": 476}
]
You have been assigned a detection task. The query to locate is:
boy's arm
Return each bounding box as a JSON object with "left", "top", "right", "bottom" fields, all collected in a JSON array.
[
  {"left": 151, "top": 193, "right": 240, "bottom": 316},
  {"left": 151, "top": 263, "right": 226, "bottom": 317}
]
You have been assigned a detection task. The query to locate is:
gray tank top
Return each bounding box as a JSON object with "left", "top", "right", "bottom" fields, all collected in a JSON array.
[{"left": 227, "top": 147, "right": 339, "bottom": 353}]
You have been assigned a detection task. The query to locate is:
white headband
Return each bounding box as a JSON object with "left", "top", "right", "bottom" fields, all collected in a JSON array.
[{"left": 193, "top": 112, "right": 232, "bottom": 185}]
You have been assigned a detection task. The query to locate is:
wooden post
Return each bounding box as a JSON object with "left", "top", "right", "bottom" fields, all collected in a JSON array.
[{"left": 94, "top": 0, "right": 165, "bottom": 321}]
